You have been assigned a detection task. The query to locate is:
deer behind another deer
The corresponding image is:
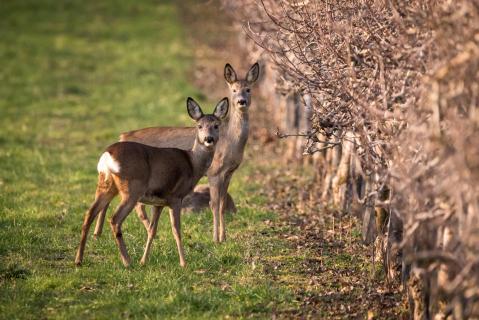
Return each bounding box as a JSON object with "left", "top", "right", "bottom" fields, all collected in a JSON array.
[{"left": 115, "top": 63, "right": 260, "bottom": 243}]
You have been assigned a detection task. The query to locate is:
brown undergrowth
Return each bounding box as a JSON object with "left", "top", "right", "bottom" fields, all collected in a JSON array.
[
  {"left": 178, "top": 1, "right": 406, "bottom": 318},
  {"left": 246, "top": 160, "right": 406, "bottom": 319}
]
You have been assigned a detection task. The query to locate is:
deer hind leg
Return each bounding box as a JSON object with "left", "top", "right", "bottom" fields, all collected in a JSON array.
[
  {"left": 135, "top": 203, "right": 150, "bottom": 232},
  {"left": 93, "top": 204, "right": 109, "bottom": 240},
  {"left": 109, "top": 193, "right": 139, "bottom": 268},
  {"left": 92, "top": 172, "right": 116, "bottom": 239},
  {"left": 75, "top": 187, "right": 116, "bottom": 265},
  {"left": 140, "top": 205, "right": 163, "bottom": 265},
  {"left": 169, "top": 200, "right": 186, "bottom": 267}
]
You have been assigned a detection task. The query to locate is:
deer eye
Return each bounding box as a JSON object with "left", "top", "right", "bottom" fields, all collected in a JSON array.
[
  {"left": 233, "top": 89, "right": 237, "bottom": 93},
  {"left": 246, "top": 88, "right": 250, "bottom": 93},
  {"left": 198, "top": 125, "right": 203, "bottom": 129},
  {"left": 214, "top": 125, "right": 219, "bottom": 129}
]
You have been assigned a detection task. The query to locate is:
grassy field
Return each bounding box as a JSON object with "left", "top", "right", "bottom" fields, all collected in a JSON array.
[{"left": 0, "top": 1, "right": 295, "bottom": 318}]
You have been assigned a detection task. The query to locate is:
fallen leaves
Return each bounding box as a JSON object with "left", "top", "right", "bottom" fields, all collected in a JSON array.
[{"left": 246, "top": 156, "right": 406, "bottom": 318}]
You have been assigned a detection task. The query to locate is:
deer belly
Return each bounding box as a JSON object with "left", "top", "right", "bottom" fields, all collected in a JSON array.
[{"left": 139, "top": 195, "right": 168, "bottom": 206}]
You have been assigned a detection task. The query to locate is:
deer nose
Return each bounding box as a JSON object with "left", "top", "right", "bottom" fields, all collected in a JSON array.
[
  {"left": 238, "top": 99, "right": 247, "bottom": 106},
  {"left": 205, "top": 136, "right": 214, "bottom": 143}
]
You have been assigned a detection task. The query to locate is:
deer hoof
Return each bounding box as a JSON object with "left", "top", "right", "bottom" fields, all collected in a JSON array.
[{"left": 122, "top": 259, "right": 131, "bottom": 268}]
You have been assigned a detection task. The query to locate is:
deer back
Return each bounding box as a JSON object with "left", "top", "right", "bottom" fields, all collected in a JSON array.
[
  {"left": 106, "top": 142, "right": 195, "bottom": 200},
  {"left": 120, "top": 127, "right": 196, "bottom": 150}
]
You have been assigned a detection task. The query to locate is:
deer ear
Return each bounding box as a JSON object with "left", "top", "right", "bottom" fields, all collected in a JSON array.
[
  {"left": 213, "top": 97, "right": 229, "bottom": 120},
  {"left": 224, "top": 63, "right": 237, "bottom": 84},
  {"left": 186, "top": 97, "right": 203, "bottom": 121},
  {"left": 246, "top": 62, "right": 260, "bottom": 84}
]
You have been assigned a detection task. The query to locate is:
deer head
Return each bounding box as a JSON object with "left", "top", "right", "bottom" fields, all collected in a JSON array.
[
  {"left": 187, "top": 97, "right": 229, "bottom": 149},
  {"left": 224, "top": 62, "right": 260, "bottom": 112}
]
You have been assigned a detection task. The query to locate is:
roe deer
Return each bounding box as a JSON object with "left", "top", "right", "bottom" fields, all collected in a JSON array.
[
  {"left": 95, "top": 62, "right": 260, "bottom": 243},
  {"left": 75, "top": 97, "right": 229, "bottom": 267},
  {"left": 182, "top": 184, "right": 236, "bottom": 213}
]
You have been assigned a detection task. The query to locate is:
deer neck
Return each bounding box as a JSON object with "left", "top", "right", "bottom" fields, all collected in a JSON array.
[
  {"left": 188, "top": 138, "right": 215, "bottom": 180},
  {"left": 224, "top": 106, "right": 249, "bottom": 144}
]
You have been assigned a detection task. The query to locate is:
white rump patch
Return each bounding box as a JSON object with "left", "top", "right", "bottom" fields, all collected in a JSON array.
[{"left": 97, "top": 152, "right": 120, "bottom": 180}]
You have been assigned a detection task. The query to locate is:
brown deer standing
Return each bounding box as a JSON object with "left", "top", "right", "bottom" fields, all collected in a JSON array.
[
  {"left": 75, "top": 97, "right": 229, "bottom": 267},
  {"left": 93, "top": 63, "right": 260, "bottom": 243}
]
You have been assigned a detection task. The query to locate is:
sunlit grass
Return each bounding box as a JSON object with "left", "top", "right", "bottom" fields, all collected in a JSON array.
[{"left": 0, "top": 1, "right": 294, "bottom": 318}]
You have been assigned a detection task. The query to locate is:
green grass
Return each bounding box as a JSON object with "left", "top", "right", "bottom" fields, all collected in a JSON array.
[{"left": 0, "top": 1, "right": 294, "bottom": 318}]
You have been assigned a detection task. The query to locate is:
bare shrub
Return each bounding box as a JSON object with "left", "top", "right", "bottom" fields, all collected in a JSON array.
[{"left": 223, "top": 0, "right": 479, "bottom": 317}]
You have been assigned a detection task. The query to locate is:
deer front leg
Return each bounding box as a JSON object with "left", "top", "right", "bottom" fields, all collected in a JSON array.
[
  {"left": 169, "top": 201, "right": 186, "bottom": 267},
  {"left": 110, "top": 197, "right": 137, "bottom": 268},
  {"left": 140, "top": 205, "right": 163, "bottom": 265},
  {"left": 209, "top": 180, "right": 220, "bottom": 243},
  {"left": 218, "top": 175, "right": 232, "bottom": 243},
  {"left": 135, "top": 203, "right": 150, "bottom": 232}
]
